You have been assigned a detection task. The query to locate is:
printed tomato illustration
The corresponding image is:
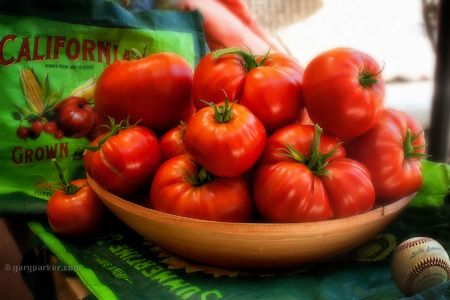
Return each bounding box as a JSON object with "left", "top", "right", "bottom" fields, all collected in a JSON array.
[
  {"left": 12, "top": 68, "right": 98, "bottom": 141},
  {"left": 53, "top": 96, "right": 96, "bottom": 139}
]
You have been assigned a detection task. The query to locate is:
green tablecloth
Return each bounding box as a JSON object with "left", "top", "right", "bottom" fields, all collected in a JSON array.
[{"left": 22, "top": 161, "right": 450, "bottom": 300}]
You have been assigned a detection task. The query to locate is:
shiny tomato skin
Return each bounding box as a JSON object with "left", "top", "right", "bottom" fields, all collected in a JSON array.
[
  {"left": 84, "top": 125, "right": 163, "bottom": 198},
  {"left": 302, "top": 48, "right": 385, "bottom": 139},
  {"left": 320, "top": 158, "right": 375, "bottom": 218},
  {"left": 257, "top": 123, "right": 345, "bottom": 168},
  {"left": 184, "top": 101, "right": 267, "bottom": 177},
  {"left": 192, "top": 51, "right": 304, "bottom": 135},
  {"left": 160, "top": 123, "right": 187, "bottom": 161},
  {"left": 240, "top": 53, "right": 305, "bottom": 134},
  {"left": 47, "top": 179, "right": 107, "bottom": 238},
  {"left": 344, "top": 108, "right": 426, "bottom": 204},
  {"left": 150, "top": 155, "right": 255, "bottom": 222},
  {"left": 253, "top": 123, "right": 375, "bottom": 222},
  {"left": 94, "top": 52, "right": 194, "bottom": 134},
  {"left": 253, "top": 162, "right": 333, "bottom": 222},
  {"left": 192, "top": 52, "right": 247, "bottom": 109}
]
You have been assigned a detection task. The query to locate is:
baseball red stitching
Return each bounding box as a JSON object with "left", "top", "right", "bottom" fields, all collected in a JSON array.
[
  {"left": 403, "top": 257, "right": 450, "bottom": 296},
  {"left": 393, "top": 237, "right": 434, "bottom": 254}
]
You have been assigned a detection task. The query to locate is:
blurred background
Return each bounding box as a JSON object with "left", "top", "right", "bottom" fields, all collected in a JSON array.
[
  {"left": 169, "top": 0, "right": 447, "bottom": 162},
  {"left": 251, "top": 0, "right": 437, "bottom": 132}
]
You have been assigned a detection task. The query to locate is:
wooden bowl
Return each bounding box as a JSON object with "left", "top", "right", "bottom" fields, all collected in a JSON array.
[{"left": 87, "top": 174, "right": 414, "bottom": 271}]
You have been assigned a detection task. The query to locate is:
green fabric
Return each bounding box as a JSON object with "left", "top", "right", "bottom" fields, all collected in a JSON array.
[
  {"left": 24, "top": 161, "right": 450, "bottom": 299},
  {"left": 28, "top": 221, "right": 117, "bottom": 300},
  {"left": 409, "top": 160, "right": 450, "bottom": 207},
  {"left": 26, "top": 204, "right": 450, "bottom": 300},
  {"left": 0, "top": 0, "right": 208, "bottom": 216}
]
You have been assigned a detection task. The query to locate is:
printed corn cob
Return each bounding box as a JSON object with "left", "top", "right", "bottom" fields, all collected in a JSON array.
[{"left": 19, "top": 68, "right": 44, "bottom": 114}]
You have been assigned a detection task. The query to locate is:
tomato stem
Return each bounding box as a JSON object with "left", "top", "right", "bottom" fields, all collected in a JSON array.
[
  {"left": 81, "top": 116, "right": 130, "bottom": 152},
  {"left": 130, "top": 43, "right": 149, "bottom": 59},
  {"left": 52, "top": 158, "right": 81, "bottom": 195},
  {"left": 403, "top": 129, "right": 428, "bottom": 160},
  {"left": 201, "top": 94, "right": 235, "bottom": 123},
  {"left": 278, "top": 124, "right": 340, "bottom": 176},
  {"left": 212, "top": 47, "right": 270, "bottom": 73},
  {"left": 183, "top": 162, "right": 213, "bottom": 186},
  {"left": 359, "top": 62, "right": 384, "bottom": 88},
  {"left": 279, "top": 142, "right": 307, "bottom": 163}
]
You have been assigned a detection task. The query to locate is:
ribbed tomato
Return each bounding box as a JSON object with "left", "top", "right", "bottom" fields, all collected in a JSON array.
[
  {"left": 253, "top": 123, "right": 375, "bottom": 222},
  {"left": 192, "top": 48, "right": 304, "bottom": 134},
  {"left": 83, "top": 120, "right": 163, "bottom": 198},
  {"left": 345, "top": 108, "right": 426, "bottom": 204},
  {"left": 184, "top": 98, "right": 266, "bottom": 177},
  {"left": 149, "top": 154, "right": 255, "bottom": 222}
]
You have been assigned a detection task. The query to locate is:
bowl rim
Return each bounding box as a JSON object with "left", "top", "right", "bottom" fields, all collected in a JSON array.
[{"left": 87, "top": 173, "right": 415, "bottom": 234}]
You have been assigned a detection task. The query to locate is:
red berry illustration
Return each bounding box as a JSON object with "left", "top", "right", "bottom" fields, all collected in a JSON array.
[
  {"left": 44, "top": 121, "right": 58, "bottom": 134},
  {"left": 16, "top": 126, "right": 30, "bottom": 140},
  {"left": 54, "top": 129, "right": 65, "bottom": 140},
  {"left": 31, "top": 120, "right": 44, "bottom": 134}
]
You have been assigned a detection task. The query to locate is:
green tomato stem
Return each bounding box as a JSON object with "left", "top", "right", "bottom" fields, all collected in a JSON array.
[
  {"left": 278, "top": 124, "right": 341, "bottom": 176},
  {"left": 403, "top": 129, "right": 428, "bottom": 160},
  {"left": 201, "top": 96, "right": 235, "bottom": 123},
  {"left": 211, "top": 47, "right": 271, "bottom": 73},
  {"left": 80, "top": 117, "right": 126, "bottom": 152},
  {"left": 130, "top": 43, "right": 149, "bottom": 60},
  {"left": 183, "top": 162, "right": 213, "bottom": 186},
  {"left": 359, "top": 63, "right": 385, "bottom": 88},
  {"left": 52, "top": 158, "right": 79, "bottom": 195}
]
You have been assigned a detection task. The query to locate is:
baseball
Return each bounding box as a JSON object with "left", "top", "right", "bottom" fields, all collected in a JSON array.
[{"left": 391, "top": 237, "right": 450, "bottom": 296}]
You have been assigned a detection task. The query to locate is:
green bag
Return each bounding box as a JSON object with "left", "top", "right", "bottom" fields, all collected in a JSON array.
[{"left": 0, "top": 0, "right": 208, "bottom": 216}]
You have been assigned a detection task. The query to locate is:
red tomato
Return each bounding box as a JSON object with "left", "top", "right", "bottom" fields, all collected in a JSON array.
[
  {"left": 253, "top": 123, "right": 375, "bottom": 222},
  {"left": 83, "top": 122, "right": 163, "bottom": 198},
  {"left": 256, "top": 122, "right": 346, "bottom": 168},
  {"left": 160, "top": 122, "right": 187, "bottom": 161},
  {"left": 184, "top": 99, "right": 267, "bottom": 177},
  {"left": 302, "top": 48, "right": 385, "bottom": 139},
  {"left": 53, "top": 96, "right": 95, "bottom": 138},
  {"left": 192, "top": 51, "right": 246, "bottom": 108},
  {"left": 149, "top": 155, "right": 255, "bottom": 222},
  {"left": 47, "top": 178, "right": 107, "bottom": 238},
  {"left": 344, "top": 108, "right": 426, "bottom": 204},
  {"left": 94, "top": 52, "right": 194, "bottom": 134},
  {"left": 192, "top": 48, "right": 304, "bottom": 134}
]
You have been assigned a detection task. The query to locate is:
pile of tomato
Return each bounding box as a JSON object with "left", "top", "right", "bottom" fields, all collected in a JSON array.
[{"left": 47, "top": 47, "right": 427, "bottom": 237}]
